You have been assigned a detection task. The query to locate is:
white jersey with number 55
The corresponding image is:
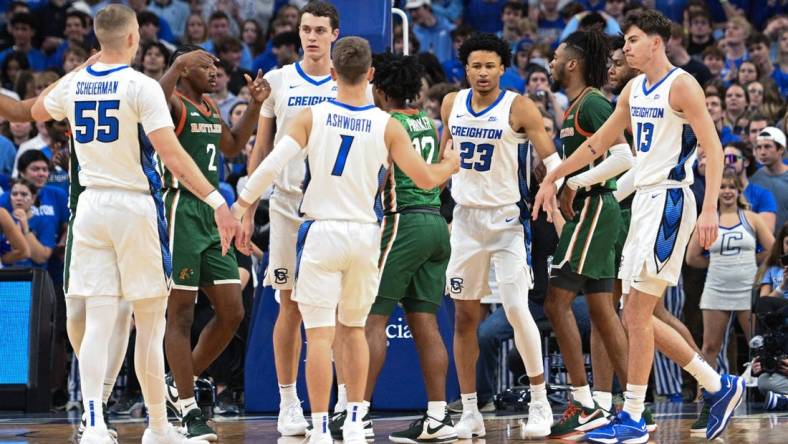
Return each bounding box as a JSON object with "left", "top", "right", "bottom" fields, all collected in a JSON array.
[
  {"left": 43, "top": 63, "right": 174, "bottom": 192},
  {"left": 299, "top": 100, "right": 390, "bottom": 224}
]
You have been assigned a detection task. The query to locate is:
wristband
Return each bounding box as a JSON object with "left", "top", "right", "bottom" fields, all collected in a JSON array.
[
  {"left": 542, "top": 152, "right": 561, "bottom": 173},
  {"left": 204, "top": 190, "right": 225, "bottom": 210}
]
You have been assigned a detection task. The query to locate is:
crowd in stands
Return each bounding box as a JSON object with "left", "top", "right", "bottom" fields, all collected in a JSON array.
[{"left": 0, "top": 0, "right": 784, "bottom": 415}]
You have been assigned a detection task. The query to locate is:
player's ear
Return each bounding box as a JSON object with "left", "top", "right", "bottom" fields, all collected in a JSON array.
[
  {"left": 329, "top": 66, "right": 337, "bottom": 81},
  {"left": 331, "top": 28, "right": 340, "bottom": 42},
  {"left": 366, "top": 67, "right": 375, "bottom": 83}
]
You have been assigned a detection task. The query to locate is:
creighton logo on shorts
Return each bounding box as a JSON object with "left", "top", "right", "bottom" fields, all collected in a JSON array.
[
  {"left": 449, "top": 277, "right": 464, "bottom": 294},
  {"left": 273, "top": 268, "right": 289, "bottom": 284}
]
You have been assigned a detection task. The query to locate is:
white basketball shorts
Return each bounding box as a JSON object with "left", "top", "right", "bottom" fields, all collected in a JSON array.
[
  {"left": 293, "top": 220, "right": 381, "bottom": 327},
  {"left": 265, "top": 189, "right": 304, "bottom": 290},
  {"left": 66, "top": 188, "right": 171, "bottom": 301},
  {"left": 619, "top": 185, "right": 697, "bottom": 295},
  {"left": 446, "top": 204, "right": 533, "bottom": 300}
]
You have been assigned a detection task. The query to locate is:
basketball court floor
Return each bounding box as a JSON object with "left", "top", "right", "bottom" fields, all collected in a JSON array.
[{"left": 0, "top": 401, "right": 786, "bottom": 443}]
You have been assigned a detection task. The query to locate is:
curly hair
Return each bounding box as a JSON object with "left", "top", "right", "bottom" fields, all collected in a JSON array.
[
  {"left": 371, "top": 52, "right": 425, "bottom": 105},
  {"left": 458, "top": 33, "right": 510, "bottom": 67}
]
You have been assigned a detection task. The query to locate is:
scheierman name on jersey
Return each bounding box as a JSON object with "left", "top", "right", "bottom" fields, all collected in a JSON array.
[
  {"left": 288, "top": 95, "right": 332, "bottom": 107},
  {"left": 76, "top": 81, "right": 118, "bottom": 95},
  {"left": 450, "top": 125, "right": 503, "bottom": 139},
  {"left": 325, "top": 112, "right": 372, "bottom": 133},
  {"left": 630, "top": 106, "right": 665, "bottom": 118}
]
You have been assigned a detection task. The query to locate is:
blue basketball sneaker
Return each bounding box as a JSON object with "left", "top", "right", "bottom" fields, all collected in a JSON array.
[
  {"left": 584, "top": 411, "right": 648, "bottom": 444},
  {"left": 704, "top": 374, "right": 745, "bottom": 440}
]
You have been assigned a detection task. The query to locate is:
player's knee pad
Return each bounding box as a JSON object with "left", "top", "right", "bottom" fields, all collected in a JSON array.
[
  {"left": 631, "top": 277, "right": 668, "bottom": 299},
  {"left": 65, "top": 297, "right": 86, "bottom": 321},
  {"left": 299, "top": 303, "right": 336, "bottom": 329},
  {"left": 337, "top": 305, "right": 370, "bottom": 328}
]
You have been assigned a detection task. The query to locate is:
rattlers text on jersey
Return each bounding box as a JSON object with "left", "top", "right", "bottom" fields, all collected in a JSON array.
[{"left": 261, "top": 62, "right": 337, "bottom": 194}]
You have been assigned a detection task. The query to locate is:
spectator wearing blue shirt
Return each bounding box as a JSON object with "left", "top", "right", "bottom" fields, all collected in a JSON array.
[
  {"left": 559, "top": 11, "right": 622, "bottom": 43},
  {"left": 0, "top": 134, "right": 15, "bottom": 178},
  {"left": 772, "top": 29, "right": 788, "bottom": 97},
  {"left": 6, "top": 179, "right": 55, "bottom": 269},
  {"left": 47, "top": 10, "right": 92, "bottom": 70},
  {"left": 707, "top": 92, "right": 741, "bottom": 146},
  {"left": 441, "top": 25, "right": 473, "bottom": 84},
  {"left": 148, "top": 0, "right": 191, "bottom": 41},
  {"left": 759, "top": 223, "right": 787, "bottom": 298},
  {"left": 202, "top": 11, "right": 253, "bottom": 71},
  {"left": 1, "top": 150, "right": 69, "bottom": 233},
  {"left": 464, "top": 0, "right": 507, "bottom": 33},
  {"left": 251, "top": 17, "right": 294, "bottom": 74},
  {"left": 724, "top": 141, "right": 778, "bottom": 232},
  {"left": 534, "top": 0, "right": 565, "bottom": 46},
  {"left": 406, "top": 0, "right": 455, "bottom": 64},
  {"left": 496, "top": 1, "right": 526, "bottom": 52},
  {"left": 721, "top": 16, "right": 751, "bottom": 82},
  {"left": 0, "top": 12, "right": 47, "bottom": 71},
  {"left": 430, "top": 0, "right": 464, "bottom": 24}
]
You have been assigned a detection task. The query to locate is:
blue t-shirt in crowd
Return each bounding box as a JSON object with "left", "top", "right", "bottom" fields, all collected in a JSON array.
[
  {"left": 0, "top": 185, "right": 69, "bottom": 229},
  {"left": 720, "top": 126, "right": 741, "bottom": 146},
  {"left": 202, "top": 40, "right": 253, "bottom": 72},
  {"left": 743, "top": 182, "right": 777, "bottom": 215},
  {"left": 442, "top": 58, "right": 464, "bottom": 84},
  {"left": 537, "top": 17, "right": 565, "bottom": 46},
  {"left": 761, "top": 265, "right": 786, "bottom": 298},
  {"left": 7, "top": 208, "right": 57, "bottom": 269},
  {"left": 772, "top": 65, "right": 788, "bottom": 97},
  {"left": 412, "top": 15, "right": 455, "bottom": 64},
  {"left": 251, "top": 41, "right": 277, "bottom": 74},
  {"left": 463, "top": 0, "right": 506, "bottom": 33},
  {"left": 500, "top": 67, "right": 525, "bottom": 93},
  {"left": 0, "top": 135, "right": 15, "bottom": 177}
]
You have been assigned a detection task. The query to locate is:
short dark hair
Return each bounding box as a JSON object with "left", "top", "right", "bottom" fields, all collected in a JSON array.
[
  {"left": 451, "top": 24, "right": 474, "bottom": 41},
  {"left": 11, "top": 177, "right": 38, "bottom": 197},
  {"left": 749, "top": 113, "right": 769, "bottom": 125},
  {"left": 208, "top": 11, "right": 230, "bottom": 24},
  {"left": 18, "top": 150, "right": 49, "bottom": 174},
  {"left": 65, "top": 10, "right": 89, "bottom": 28},
  {"left": 609, "top": 35, "right": 625, "bottom": 52},
  {"left": 458, "top": 33, "right": 510, "bottom": 67},
  {"left": 137, "top": 11, "right": 159, "bottom": 28},
  {"left": 299, "top": 1, "right": 340, "bottom": 30},
  {"left": 10, "top": 11, "right": 35, "bottom": 28},
  {"left": 622, "top": 9, "right": 672, "bottom": 45},
  {"left": 578, "top": 12, "right": 606, "bottom": 31},
  {"left": 142, "top": 41, "right": 171, "bottom": 65},
  {"left": 272, "top": 31, "right": 300, "bottom": 50},
  {"left": 526, "top": 65, "right": 549, "bottom": 83},
  {"left": 170, "top": 43, "right": 203, "bottom": 66},
  {"left": 746, "top": 32, "right": 770, "bottom": 49},
  {"left": 502, "top": 1, "right": 526, "bottom": 15},
  {"left": 702, "top": 45, "right": 724, "bottom": 60},
  {"left": 216, "top": 36, "right": 243, "bottom": 54},
  {"left": 332, "top": 36, "right": 371, "bottom": 84},
  {"left": 371, "top": 52, "right": 425, "bottom": 104}
]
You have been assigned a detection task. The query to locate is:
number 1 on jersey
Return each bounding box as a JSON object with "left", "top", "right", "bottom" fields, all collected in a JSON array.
[{"left": 331, "top": 134, "right": 354, "bottom": 176}]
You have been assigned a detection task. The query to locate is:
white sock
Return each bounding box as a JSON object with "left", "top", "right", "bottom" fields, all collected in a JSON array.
[
  {"left": 335, "top": 383, "right": 348, "bottom": 413},
  {"left": 102, "top": 380, "right": 114, "bottom": 405},
  {"left": 312, "top": 412, "right": 329, "bottom": 435},
  {"left": 427, "top": 401, "right": 447, "bottom": 419},
  {"left": 83, "top": 398, "right": 106, "bottom": 429},
  {"left": 279, "top": 383, "right": 299, "bottom": 406},
  {"left": 363, "top": 400, "right": 370, "bottom": 410},
  {"left": 622, "top": 384, "right": 647, "bottom": 422},
  {"left": 148, "top": 402, "right": 168, "bottom": 433},
  {"left": 593, "top": 391, "right": 613, "bottom": 412},
  {"left": 530, "top": 382, "right": 548, "bottom": 403},
  {"left": 461, "top": 393, "right": 479, "bottom": 414},
  {"left": 571, "top": 385, "right": 594, "bottom": 409},
  {"left": 345, "top": 402, "right": 366, "bottom": 424},
  {"left": 683, "top": 353, "right": 722, "bottom": 393},
  {"left": 179, "top": 397, "right": 197, "bottom": 415}
]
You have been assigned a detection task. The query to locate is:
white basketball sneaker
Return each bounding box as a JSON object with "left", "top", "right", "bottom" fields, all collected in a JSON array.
[
  {"left": 79, "top": 428, "right": 115, "bottom": 444},
  {"left": 454, "top": 409, "right": 485, "bottom": 439},
  {"left": 277, "top": 401, "right": 309, "bottom": 436},
  {"left": 141, "top": 424, "right": 209, "bottom": 444},
  {"left": 523, "top": 400, "right": 553, "bottom": 438}
]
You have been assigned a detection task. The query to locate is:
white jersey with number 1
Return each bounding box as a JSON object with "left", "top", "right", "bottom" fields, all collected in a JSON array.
[{"left": 299, "top": 100, "right": 390, "bottom": 224}]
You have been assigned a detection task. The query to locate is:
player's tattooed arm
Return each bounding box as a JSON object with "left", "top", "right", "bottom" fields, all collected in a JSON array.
[{"left": 220, "top": 70, "right": 270, "bottom": 156}]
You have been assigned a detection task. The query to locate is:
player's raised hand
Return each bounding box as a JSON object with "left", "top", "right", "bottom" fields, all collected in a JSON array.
[
  {"left": 214, "top": 205, "right": 240, "bottom": 256},
  {"left": 532, "top": 178, "right": 558, "bottom": 222},
  {"left": 695, "top": 208, "right": 718, "bottom": 250},
  {"left": 441, "top": 139, "right": 460, "bottom": 173},
  {"left": 245, "top": 70, "right": 271, "bottom": 103},
  {"left": 178, "top": 49, "right": 218, "bottom": 70}
]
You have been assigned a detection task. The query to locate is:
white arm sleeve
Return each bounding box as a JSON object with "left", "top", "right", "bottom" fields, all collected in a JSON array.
[
  {"left": 238, "top": 135, "right": 302, "bottom": 204},
  {"left": 542, "top": 152, "right": 565, "bottom": 189},
  {"left": 566, "top": 143, "right": 635, "bottom": 190},
  {"left": 613, "top": 163, "right": 636, "bottom": 202}
]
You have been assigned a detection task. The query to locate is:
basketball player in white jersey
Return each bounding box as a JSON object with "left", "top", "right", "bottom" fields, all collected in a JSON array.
[
  {"left": 533, "top": 10, "right": 744, "bottom": 443},
  {"left": 31, "top": 5, "right": 237, "bottom": 444},
  {"left": 232, "top": 37, "right": 458, "bottom": 444},
  {"left": 440, "top": 33, "right": 562, "bottom": 439},
  {"left": 242, "top": 3, "right": 339, "bottom": 434}
]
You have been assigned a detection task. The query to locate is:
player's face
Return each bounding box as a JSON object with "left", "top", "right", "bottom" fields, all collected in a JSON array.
[
  {"left": 465, "top": 50, "right": 504, "bottom": 94},
  {"left": 723, "top": 146, "right": 745, "bottom": 174},
  {"left": 623, "top": 26, "right": 657, "bottom": 71},
  {"left": 549, "top": 43, "right": 572, "bottom": 87},
  {"left": 190, "top": 61, "right": 217, "bottom": 94},
  {"left": 299, "top": 13, "right": 338, "bottom": 60},
  {"left": 21, "top": 161, "right": 49, "bottom": 188},
  {"left": 10, "top": 184, "right": 32, "bottom": 210},
  {"left": 608, "top": 49, "right": 636, "bottom": 94}
]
